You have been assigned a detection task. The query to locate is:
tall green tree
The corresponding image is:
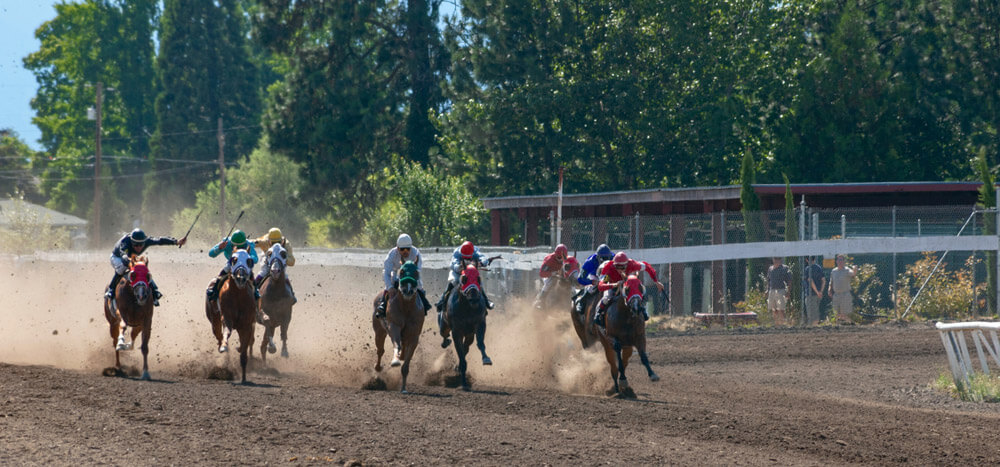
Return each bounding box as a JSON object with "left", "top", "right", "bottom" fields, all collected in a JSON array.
[
  {"left": 145, "top": 0, "right": 260, "bottom": 228},
  {"left": 741, "top": 149, "right": 766, "bottom": 288},
  {"left": 0, "top": 129, "right": 39, "bottom": 200},
  {"left": 977, "top": 149, "right": 996, "bottom": 315}
]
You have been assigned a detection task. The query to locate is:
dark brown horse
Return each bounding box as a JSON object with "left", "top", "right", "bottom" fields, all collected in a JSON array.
[
  {"left": 205, "top": 250, "right": 256, "bottom": 383},
  {"left": 595, "top": 275, "right": 660, "bottom": 397},
  {"left": 572, "top": 288, "right": 601, "bottom": 349},
  {"left": 439, "top": 265, "right": 491, "bottom": 391},
  {"left": 372, "top": 262, "right": 425, "bottom": 393},
  {"left": 103, "top": 255, "right": 154, "bottom": 380},
  {"left": 259, "top": 243, "right": 294, "bottom": 364}
]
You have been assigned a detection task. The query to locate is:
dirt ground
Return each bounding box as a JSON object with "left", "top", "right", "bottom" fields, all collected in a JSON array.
[{"left": 2, "top": 250, "right": 1000, "bottom": 465}]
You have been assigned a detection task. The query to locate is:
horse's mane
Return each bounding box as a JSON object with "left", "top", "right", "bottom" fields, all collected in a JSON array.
[{"left": 129, "top": 254, "right": 148, "bottom": 267}]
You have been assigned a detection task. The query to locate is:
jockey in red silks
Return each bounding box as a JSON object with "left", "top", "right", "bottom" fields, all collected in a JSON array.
[
  {"left": 532, "top": 244, "right": 579, "bottom": 308},
  {"left": 593, "top": 251, "right": 665, "bottom": 327},
  {"left": 435, "top": 240, "right": 495, "bottom": 312}
]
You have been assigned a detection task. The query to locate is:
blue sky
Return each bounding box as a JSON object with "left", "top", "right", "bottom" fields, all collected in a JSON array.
[{"left": 0, "top": 2, "right": 59, "bottom": 150}]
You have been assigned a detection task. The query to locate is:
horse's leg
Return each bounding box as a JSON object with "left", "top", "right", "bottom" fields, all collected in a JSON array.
[
  {"left": 139, "top": 316, "right": 152, "bottom": 381},
  {"left": 454, "top": 333, "right": 471, "bottom": 391},
  {"left": 388, "top": 323, "right": 404, "bottom": 367},
  {"left": 373, "top": 315, "right": 387, "bottom": 372},
  {"left": 600, "top": 337, "right": 620, "bottom": 395},
  {"left": 117, "top": 318, "right": 129, "bottom": 351},
  {"left": 399, "top": 327, "right": 421, "bottom": 394},
  {"left": 636, "top": 335, "right": 659, "bottom": 382},
  {"left": 221, "top": 321, "right": 233, "bottom": 354},
  {"left": 207, "top": 300, "right": 224, "bottom": 349},
  {"left": 279, "top": 308, "right": 291, "bottom": 358},
  {"left": 238, "top": 323, "right": 254, "bottom": 384},
  {"left": 475, "top": 320, "right": 491, "bottom": 365},
  {"left": 130, "top": 326, "right": 141, "bottom": 352},
  {"left": 438, "top": 311, "right": 451, "bottom": 348},
  {"left": 613, "top": 339, "right": 630, "bottom": 396}
]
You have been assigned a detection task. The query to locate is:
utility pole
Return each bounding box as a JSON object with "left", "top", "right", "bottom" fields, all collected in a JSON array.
[
  {"left": 217, "top": 116, "right": 225, "bottom": 234},
  {"left": 93, "top": 81, "right": 103, "bottom": 247}
]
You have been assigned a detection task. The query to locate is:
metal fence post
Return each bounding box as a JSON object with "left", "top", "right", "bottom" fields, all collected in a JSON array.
[
  {"left": 721, "top": 210, "right": 727, "bottom": 321},
  {"left": 841, "top": 215, "right": 846, "bottom": 239},
  {"left": 995, "top": 186, "right": 999, "bottom": 317},
  {"left": 800, "top": 197, "right": 807, "bottom": 326},
  {"left": 634, "top": 212, "right": 640, "bottom": 249}
]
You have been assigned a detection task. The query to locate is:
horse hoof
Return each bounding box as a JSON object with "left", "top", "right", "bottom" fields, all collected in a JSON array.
[
  {"left": 375, "top": 364, "right": 383, "bottom": 372},
  {"left": 441, "top": 338, "right": 451, "bottom": 349},
  {"left": 267, "top": 342, "right": 277, "bottom": 354},
  {"left": 219, "top": 345, "right": 228, "bottom": 353},
  {"left": 401, "top": 389, "right": 409, "bottom": 394},
  {"left": 482, "top": 356, "right": 492, "bottom": 366},
  {"left": 140, "top": 371, "right": 151, "bottom": 381},
  {"left": 650, "top": 373, "right": 660, "bottom": 382},
  {"left": 116, "top": 343, "right": 128, "bottom": 351},
  {"left": 390, "top": 358, "right": 401, "bottom": 367},
  {"left": 280, "top": 348, "right": 289, "bottom": 358}
]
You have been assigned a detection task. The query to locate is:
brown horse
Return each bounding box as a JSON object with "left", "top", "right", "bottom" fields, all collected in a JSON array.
[
  {"left": 259, "top": 243, "right": 294, "bottom": 364},
  {"left": 205, "top": 250, "right": 257, "bottom": 383},
  {"left": 595, "top": 275, "right": 660, "bottom": 397},
  {"left": 372, "top": 262, "right": 425, "bottom": 393},
  {"left": 103, "top": 255, "right": 154, "bottom": 380},
  {"left": 571, "top": 288, "right": 601, "bottom": 349}
]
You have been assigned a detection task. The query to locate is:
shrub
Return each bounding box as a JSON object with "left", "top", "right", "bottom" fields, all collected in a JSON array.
[{"left": 896, "top": 253, "right": 981, "bottom": 321}]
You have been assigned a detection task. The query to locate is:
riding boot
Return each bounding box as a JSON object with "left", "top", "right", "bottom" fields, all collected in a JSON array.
[
  {"left": 417, "top": 289, "right": 431, "bottom": 315},
  {"left": 593, "top": 300, "right": 609, "bottom": 328},
  {"left": 150, "top": 279, "right": 163, "bottom": 307},
  {"left": 206, "top": 274, "right": 225, "bottom": 301},
  {"left": 106, "top": 273, "right": 122, "bottom": 299},
  {"left": 482, "top": 289, "right": 495, "bottom": 310},
  {"left": 436, "top": 282, "right": 454, "bottom": 313},
  {"left": 376, "top": 290, "right": 388, "bottom": 318}
]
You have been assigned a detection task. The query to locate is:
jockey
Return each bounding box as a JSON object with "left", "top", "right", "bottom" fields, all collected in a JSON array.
[
  {"left": 205, "top": 229, "right": 259, "bottom": 301},
  {"left": 572, "top": 243, "right": 614, "bottom": 315},
  {"left": 252, "top": 227, "right": 297, "bottom": 304},
  {"left": 532, "top": 244, "right": 574, "bottom": 308},
  {"left": 435, "top": 240, "right": 494, "bottom": 312},
  {"left": 592, "top": 251, "right": 665, "bottom": 327},
  {"left": 105, "top": 228, "right": 185, "bottom": 306},
  {"left": 377, "top": 233, "right": 433, "bottom": 317}
]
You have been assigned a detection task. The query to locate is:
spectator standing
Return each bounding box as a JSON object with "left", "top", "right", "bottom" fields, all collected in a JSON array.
[
  {"left": 803, "top": 256, "right": 826, "bottom": 325},
  {"left": 828, "top": 255, "right": 857, "bottom": 323},
  {"left": 767, "top": 257, "right": 792, "bottom": 326}
]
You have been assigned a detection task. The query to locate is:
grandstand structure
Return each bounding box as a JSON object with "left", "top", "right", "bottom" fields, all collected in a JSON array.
[{"left": 482, "top": 182, "right": 992, "bottom": 317}]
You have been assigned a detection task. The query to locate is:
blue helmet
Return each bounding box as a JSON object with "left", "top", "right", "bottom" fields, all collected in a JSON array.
[{"left": 596, "top": 244, "right": 613, "bottom": 261}]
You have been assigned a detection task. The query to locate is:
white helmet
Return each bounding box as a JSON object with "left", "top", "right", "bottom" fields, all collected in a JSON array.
[{"left": 396, "top": 233, "right": 413, "bottom": 249}]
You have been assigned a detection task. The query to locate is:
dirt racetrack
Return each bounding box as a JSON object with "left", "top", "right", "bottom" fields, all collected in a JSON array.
[{"left": 2, "top": 250, "right": 1000, "bottom": 465}]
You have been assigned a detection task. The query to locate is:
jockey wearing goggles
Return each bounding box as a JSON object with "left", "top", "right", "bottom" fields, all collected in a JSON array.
[
  {"left": 592, "top": 251, "right": 665, "bottom": 327},
  {"left": 205, "top": 230, "right": 259, "bottom": 302},
  {"left": 435, "top": 240, "right": 494, "bottom": 312},
  {"left": 571, "top": 244, "right": 614, "bottom": 315},
  {"left": 105, "top": 228, "right": 185, "bottom": 306},
  {"left": 376, "top": 233, "right": 433, "bottom": 317},
  {"left": 252, "top": 227, "right": 297, "bottom": 304}
]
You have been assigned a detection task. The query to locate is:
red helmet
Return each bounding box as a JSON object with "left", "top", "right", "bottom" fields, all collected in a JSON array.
[
  {"left": 460, "top": 241, "right": 475, "bottom": 259},
  {"left": 554, "top": 244, "right": 568, "bottom": 260},
  {"left": 613, "top": 252, "right": 629, "bottom": 267}
]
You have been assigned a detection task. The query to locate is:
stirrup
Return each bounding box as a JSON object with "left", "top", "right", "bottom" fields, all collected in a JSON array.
[{"left": 153, "top": 298, "right": 160, "bottom": 307}]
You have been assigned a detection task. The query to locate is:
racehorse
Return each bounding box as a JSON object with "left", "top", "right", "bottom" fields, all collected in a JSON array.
[
  {"left": 439, "top": 264, "right": 491, "bottom": 390},
  {"left": 103, "top": 255, "right": 154, "bottom": 380},
  {"left": 538, "top": 272, "right": 576, "bottom": 311},
  {"left": 259, "top": 243, "right": 294, "bottom": 364},
  {"left": 205, "top": 250, "right": 256, "bottom": 383},
  {"left": 571, "top": 289, "right": 601, "bottom": 349},
  {"left": 372, "top": 261, "right": 425, "bottom": 393},
  {"left": 595, "top": 275, "right": 660, "bottom": 397}
]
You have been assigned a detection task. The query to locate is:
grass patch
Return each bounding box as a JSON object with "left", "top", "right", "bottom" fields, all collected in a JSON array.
[{"left": 933, "top": 372, "right": 1000, "bottom": 402}]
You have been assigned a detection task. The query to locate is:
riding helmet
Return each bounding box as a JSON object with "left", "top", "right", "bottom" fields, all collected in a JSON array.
[
  {"left": 459, "top": 241, "right": 475, "bottom": 259},
  {"left": 397, "top": 233, "right": 413, "bottom": 249},
  {"left": 267, "top": 227, "right": 283, "bottom": 243},
  {"left": 231, "top": 230, "right": 247, "bottom": 246},
  {"left": 596, "top": 244, "right": 613, "bottom": 261},
  {"left": 130, "top": 228, "right": 147, "bottom": 243},
  {"left": 554, "top": 244, "right": 568, "bottom": 259},
  {"left": 613, "top": 251, "right": 629, "bottom": 267}
]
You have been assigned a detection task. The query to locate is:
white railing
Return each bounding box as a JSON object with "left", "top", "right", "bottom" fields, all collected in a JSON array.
[{"left": 936, "top": 321, "right": 1000, "bottom": 389}]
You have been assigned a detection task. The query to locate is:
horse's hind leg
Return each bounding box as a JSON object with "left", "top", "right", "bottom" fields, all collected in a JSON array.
[
  {"left": 117, "top": 320, "right": 130, "bottom": 351},
  {"left": 207, "top": 302, "right": 223, "bottom": 349},
  {"left": 399, "top": 331, "right": 421, "bottom": 394},
  {"left": 373, "top": 317, "right": 387, "bottom": 372},
  {"left": 614, "top": 340, "right": 632, "bottom": 397},
  {"left": 636, "top": 338, "right": 659, "bottom": 382},
  {"left": 438, "top": 312, "right": 451, "bottom": 348},
  {"left": 455, "top": 334, "right": 471, "bottom": 391},
  {"left": 139, "top": 319, "right": 151, "bottom": 381},
  {"left": 601, "top": 338, "right": 620, "bottom": 396},
  {"left": 475, "top": 321, "right": 492, "bottom": 365},
  {"left": 259, "top": 323, "right": 273, "bottom": 366}
]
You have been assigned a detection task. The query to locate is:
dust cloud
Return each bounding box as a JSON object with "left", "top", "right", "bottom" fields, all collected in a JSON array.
[{"left": 0, "top": 250, "right": 614, "bottom": 395}]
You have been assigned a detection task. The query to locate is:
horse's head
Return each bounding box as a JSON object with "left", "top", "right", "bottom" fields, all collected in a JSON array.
[
  {"left": 459, "top": 264, "right": 481, "bottom": 301},
  {"left": 398, "top": 261, "right": 420, "bottom": 298},
  {"left": 624, "top": 275, "right": 644, "bottom": 314},
  {"left": 229, "top": 250, "right": 253, "bottom": 289},
  {"left": 127, "top": 261, "right": 151, "bottom": 306},
  {"left": 269, "top": 243, "right": 287, "bottom": 280}
]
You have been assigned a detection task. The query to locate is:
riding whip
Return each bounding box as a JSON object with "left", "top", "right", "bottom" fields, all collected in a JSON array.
[
  {"left": 224, "top": 210, "right": 245, "bottom": 240},
  {"left": 178, "top": 209, "right": 203, "bottom": 248}
]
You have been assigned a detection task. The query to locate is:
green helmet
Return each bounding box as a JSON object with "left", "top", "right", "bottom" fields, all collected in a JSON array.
[
  {"left": 399, "top": 261, "right": 420, "bottom": 285},
  {"left": 231, "top": 230, "right": 247, "bottom": 246}
]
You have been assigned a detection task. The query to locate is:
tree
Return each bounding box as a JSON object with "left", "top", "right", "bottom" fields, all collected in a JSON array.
[
  {"left": 145, "top": 0, "right": 260, "bottom": 228},
  {"left": 784, "top": 174, "right": 801, "bottom": 320},
  {"left": 977, "top": 149, "right": 996, "bottom": 315},
  {"left": 741, "top": 149, "right": 766, "bottom": 288},
  {"left": 0, "top": 129, "right": 39, "bottom": 200}
]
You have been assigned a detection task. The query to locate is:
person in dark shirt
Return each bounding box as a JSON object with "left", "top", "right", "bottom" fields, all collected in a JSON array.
[
  {"left": 105, "top": 228, "right": 185, "bottom": 306},
  {"left": 767, "top": 257, "right": 791, "bottom": 326}
]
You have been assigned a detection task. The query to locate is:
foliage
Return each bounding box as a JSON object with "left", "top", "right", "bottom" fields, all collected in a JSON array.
[
  {"left": 934, "top": 372, "right": 1000, "bottom": 403},
  {"left": 0, "top": 130, "right": 39, "bottom": 200},
  {"left": 741, "top": 150, "right": 766, "bottom": 287},
  {"left": 145, "top": 0, "right": 261, "bottom": 230},
  {"left": 172, "top": 146, "right": 307, "bottom": 245},
  {"left": 896, "top": 253, "right": 982, "bottom": 321},
  {"left": 359, "top": 161, "right": 488, "bottom": 248},
  {"left": 0, "top": 193, "right": 70, "bottom": 254},
  {"left": 851, "top": 262, "right": 889, "bottom": 319},
  {"left": 784, "top": 174, "right": 801, "bottom": 311}
]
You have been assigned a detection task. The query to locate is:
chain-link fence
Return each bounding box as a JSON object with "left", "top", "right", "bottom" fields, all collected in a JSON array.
[{"left": 536, "top": 204, "right": 996, "bottom": 324}]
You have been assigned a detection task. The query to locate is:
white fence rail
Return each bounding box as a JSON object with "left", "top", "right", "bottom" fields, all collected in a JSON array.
[{"left": 936, "top": 321, "right": 1000, "bottom": 390}]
